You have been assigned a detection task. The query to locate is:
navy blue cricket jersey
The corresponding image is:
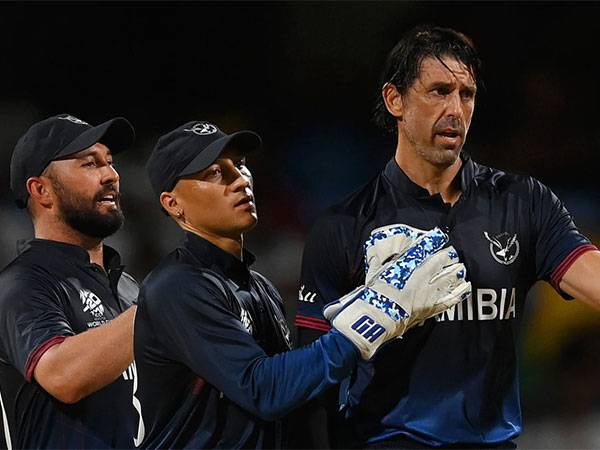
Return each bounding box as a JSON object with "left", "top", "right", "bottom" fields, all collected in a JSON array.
[
  {"left": 0, "top": 239, "right": 139, "bottom": 449},
  {"left": 295, "top": 155, "right": 596, "bottom": 447},
  {"left": 133, "top": 232, "right": 358, "bottom": 449}
]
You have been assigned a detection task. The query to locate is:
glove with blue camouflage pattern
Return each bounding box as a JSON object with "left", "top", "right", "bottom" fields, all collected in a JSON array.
[{"left": 323, "top": 227, "right": 471, "bottom": 360}]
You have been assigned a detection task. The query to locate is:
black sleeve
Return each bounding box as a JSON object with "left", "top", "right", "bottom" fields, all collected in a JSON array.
[
  {"left": 295, "top": 213, "right": 354, "bottom": 334},
  {"left": 292, "top": 212, "right": 359, "bottom": 450},
  {"left": 143, "top": 265, "right": 358, "bottom": 421},
  {"left": 529, "top": 178, "right": 596, "bottom": 295},
  {"left": 0, "top": 271, "right": 74, "bottom": 381}
]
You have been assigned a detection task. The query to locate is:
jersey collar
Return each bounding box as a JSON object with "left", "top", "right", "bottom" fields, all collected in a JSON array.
[
  {"left": 383, "top": 151, "right": 476, "bottom": 199},
  {"left": 18, "top": 238, "right": 124, "bottom": 272},
  {"left": 181, "top": 231, "right": 256, "bottom": 286}
]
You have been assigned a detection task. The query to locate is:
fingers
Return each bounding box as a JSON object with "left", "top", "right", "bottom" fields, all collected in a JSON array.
[
  {"left": 364, "top": 224, "right": 428, "bottom": 271},
  {"left": 376, "top": 228, "right": 449, "bottom": 289}
]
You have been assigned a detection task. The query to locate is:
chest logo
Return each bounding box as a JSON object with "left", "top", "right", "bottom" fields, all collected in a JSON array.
[
  {"left": 240, "top": 307, "right": 254, "bottom": 334},
  {"left": 79, "top": 289, "right": 105, "bottom": 318},
  {"left": 484, "top": 231, "right": 520, "bottom": 265}
]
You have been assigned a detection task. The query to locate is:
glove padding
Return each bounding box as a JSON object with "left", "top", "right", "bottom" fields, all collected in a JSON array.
[
  {"left": 364, "top": 223, "right": 427, "bottom": 282},
  {"left": 324, "top": 227, "right": 471, "bottom": 360}
]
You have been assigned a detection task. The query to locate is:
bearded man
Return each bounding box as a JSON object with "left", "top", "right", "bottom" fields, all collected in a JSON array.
[{"left": 0, "top": 114, "right": 139, "bottom": 449}]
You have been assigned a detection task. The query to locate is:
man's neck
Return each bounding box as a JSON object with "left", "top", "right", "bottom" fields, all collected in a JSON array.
[
  {"left": 34, "top": 219, "right": 105, "bottom": 267},
  {"left": 179, "top": 222, "right": 244, "bottom": 260},
  {"left": 394, "top": 147, "right": 463, "bottom": 206}
]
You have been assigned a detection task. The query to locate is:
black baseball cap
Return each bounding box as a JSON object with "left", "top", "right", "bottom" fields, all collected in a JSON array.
[
  {"left": 146, "top": 121, "right": 262, "bottom": 197},
  {"left": 10, "top": 113, "right": 135, "bottom": 208}
]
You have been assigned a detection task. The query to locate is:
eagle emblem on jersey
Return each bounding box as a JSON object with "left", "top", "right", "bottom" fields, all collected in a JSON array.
[
  {"left": 484, "top": 231, "right": 520, "bottom": 265},
  {"left": 79, "top": 289, "right": 105, "bottom": 318}
]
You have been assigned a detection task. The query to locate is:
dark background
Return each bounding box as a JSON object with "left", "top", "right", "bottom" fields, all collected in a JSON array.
[{"left": 0, "top": 2, "right": 599, "bottom": 447}]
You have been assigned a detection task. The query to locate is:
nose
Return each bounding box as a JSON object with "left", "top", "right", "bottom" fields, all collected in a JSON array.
[
  {"left": 228, "top": 168, "right": 251, "bottom": 193},
  {"left": 100, "top": 163, "right": 120, "bottom": 185},
  {"left": 445, "top": 90, "right": 464, "bottom": 121}
]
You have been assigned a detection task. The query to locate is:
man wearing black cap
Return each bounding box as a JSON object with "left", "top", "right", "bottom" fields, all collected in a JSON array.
[
  {"left": 132, "top": 121, "right": 471, "bottom": 449},
  {"left": 0, "top": 114, "right": 139, "bottom": 449}
]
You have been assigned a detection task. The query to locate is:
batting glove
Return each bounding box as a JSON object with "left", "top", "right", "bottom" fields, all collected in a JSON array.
[{"left": 323, "top": 228, "right": 471, "bottom": 360}]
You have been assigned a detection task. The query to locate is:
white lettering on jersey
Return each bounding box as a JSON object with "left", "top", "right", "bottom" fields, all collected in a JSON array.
[
  {"left": 0, "top": 388, "right": 12, "bottom": 450},
  {"left": 436, "top": 288, "right": 517, "bottom": 322},
  {"left": 299, "top": 285, "right": 317, "bottom": 303},
  {"left": 131, "top": 361, "right": 145, "bottom": 447}
]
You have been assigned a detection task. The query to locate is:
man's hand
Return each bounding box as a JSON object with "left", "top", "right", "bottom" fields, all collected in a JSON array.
[{"left": 324, "top": 228, "right": 471, "bottom": 360}]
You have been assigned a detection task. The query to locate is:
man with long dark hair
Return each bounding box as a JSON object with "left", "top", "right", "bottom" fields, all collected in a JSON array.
[{"left": 296, "top": 25, "right": 600, "bottom": 449}]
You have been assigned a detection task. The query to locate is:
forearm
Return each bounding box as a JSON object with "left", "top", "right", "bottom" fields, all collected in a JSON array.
[
  {"left": 34, "top": 305, "right": 137, "bottom": 403},
  {"left": 223, "top": 331, "right": 357, "bottom": 421},
  {"left": 559, "top": 250, "right": 600, "bottom": 310}
]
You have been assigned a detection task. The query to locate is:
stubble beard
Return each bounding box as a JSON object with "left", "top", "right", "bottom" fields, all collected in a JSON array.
[{"left": 404, "top": 127, "right": 464, "bottom": 168}]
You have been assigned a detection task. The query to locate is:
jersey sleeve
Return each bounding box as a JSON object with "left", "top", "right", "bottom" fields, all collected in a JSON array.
[
  {"left": 295, "top": 213, "right": 352, "bottom": 333},
  {"left": 529, "top": 178, "right": 597, "bottom": 296},
  {"left": 143, "top": 266, "right": 358, "bottom": 421},
  {"left": 0, "top": 271, "right": 74, "bottom": 381}
]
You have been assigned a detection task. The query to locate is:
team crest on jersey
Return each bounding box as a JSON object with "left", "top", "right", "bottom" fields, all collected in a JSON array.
[
  {"left": 484, "top": 231, "right": 520, "bottom": 265},
  {"left": 79, "top": 289, "right": 105, "bottom": 318},
  {"left": 240, "top": 307, "right": 253, "bottom": 334},
  {"left": 184, "top": 122, "right": 218, "bottom": 135},
  {"left": 58, "top": 114, "right": 89, "bottom": 126}
]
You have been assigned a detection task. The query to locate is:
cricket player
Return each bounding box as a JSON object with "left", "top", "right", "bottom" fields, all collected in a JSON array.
[
  {"left": 295, "top": 25, "right": 600, "bottom": 449},
  {"left": 132, "top": 120, "right": 471, "bottom": 449},
  {"left": 0, "top": 114, "right": 139, "bottom": 449}
]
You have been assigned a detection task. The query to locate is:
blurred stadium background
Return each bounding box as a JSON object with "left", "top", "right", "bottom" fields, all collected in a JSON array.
[{"left": 0, "top": 2, "right": 599, "bottom": 448}]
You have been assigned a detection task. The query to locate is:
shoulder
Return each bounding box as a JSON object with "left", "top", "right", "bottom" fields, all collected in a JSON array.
[
  {"left": 140, "top": 257, "right": 229, "bottom": 308},
  {"left": 471, "top": 160, "right": 546, "bottom": 199},
  {"left": 0, "top": 255, "right": 59, "bottom": 313},
  {"left": 309, "top": 172, "right": 383, "bottom": 237}
]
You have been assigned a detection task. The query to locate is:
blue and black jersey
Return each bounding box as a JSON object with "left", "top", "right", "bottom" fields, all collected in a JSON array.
[
  {"left": 0, "top": 239, "right": 139, "bottom": 449},
  {"left": 295, "top": 155, "right": 596, "bottom": 447},
  {"left": 133, "top": 232, "right": 358, "bottom": 449}
]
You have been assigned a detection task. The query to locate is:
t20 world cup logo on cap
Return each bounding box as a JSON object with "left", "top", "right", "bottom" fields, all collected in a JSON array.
[
  {"left": 184, "top": 122, "right": 218, "bottom": 135},
  {"left": 484, "top": 231, "right": 520, "bottom": 265}
]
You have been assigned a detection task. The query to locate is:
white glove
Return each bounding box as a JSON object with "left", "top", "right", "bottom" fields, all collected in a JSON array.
[
  {"left": 364, "top": 224, "right": 427, "bottom": 282},
  {"left": 324, "top": 227, "right": 471, "bottom": 360}
]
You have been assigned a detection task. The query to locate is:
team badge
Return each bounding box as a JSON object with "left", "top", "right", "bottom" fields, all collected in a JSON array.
[
  {"left": 58, "top": 114, "right": 89, "bottom": 126},
  {"left": 484, "top": 231, "right": 520, "bottom": 265},
  {"left": 184, "top": 122, "right": 218, "bottom": 135},
  {"left": 79, "top": 289, "right": 105, "bottom": 318}
]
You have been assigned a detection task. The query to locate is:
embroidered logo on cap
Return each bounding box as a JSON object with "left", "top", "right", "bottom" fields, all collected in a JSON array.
[
  {"left": 484, "top": 231, "right": 520, "bottom": 265},
  {"left": 184, "top": 122, "right": 218, "bottom": 135},
  {"left": 58, "top": 115, "right": 89, "bottom": 126}
]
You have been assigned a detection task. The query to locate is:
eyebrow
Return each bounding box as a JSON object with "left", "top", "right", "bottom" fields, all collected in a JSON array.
[{"left": 69, "top": 147, "right": 113, "bottom": 160}]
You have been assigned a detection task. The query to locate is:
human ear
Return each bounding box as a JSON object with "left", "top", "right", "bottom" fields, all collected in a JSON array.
[
  {"left": 26, "top": 177, "right": 53, "bottom": 208},
  {"left": 160, "top": 192, "right": 183, "bottom": 220},
  {"left": 382, "top": 82, "right": 403, "bottom": 121}
]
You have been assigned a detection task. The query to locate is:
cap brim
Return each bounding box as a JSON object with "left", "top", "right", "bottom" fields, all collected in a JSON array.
[
  {"left": 179, "top": 130, "right": 262, "bottom": 178},
  {"left": 55, "top": 117, "right": 135, "bottom": 159}
]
